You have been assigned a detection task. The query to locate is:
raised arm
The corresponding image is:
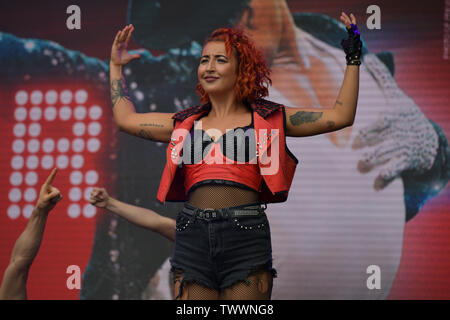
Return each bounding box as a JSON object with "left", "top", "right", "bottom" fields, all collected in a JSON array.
[
  {"left": 285, "top": 12, "right": 360, "bottom": 137},
  {"left": 110, "top": 24, "right": 174, "bottom": 143},
  {"left": 89, "top": 188, "right": 175, "bottom": 241},
  {"left": 0, "top": 168, "right": 62, "bottom": 300}
]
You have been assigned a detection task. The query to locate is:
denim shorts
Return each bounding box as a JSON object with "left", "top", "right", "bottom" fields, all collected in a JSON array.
[{"left": 169, "top": 201, "right": 277, "bottom": 297}]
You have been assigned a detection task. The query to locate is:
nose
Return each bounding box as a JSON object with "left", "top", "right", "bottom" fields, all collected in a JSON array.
[{"left": 206, "top": 60, "right": 215, "bottom": 72}]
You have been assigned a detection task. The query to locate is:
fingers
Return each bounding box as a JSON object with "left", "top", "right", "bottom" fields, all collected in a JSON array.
[
  {"left": 44, "top": 167, "right": 58, "bottom": 187},
  {"left": 118, "top": 24, "right": 133, "bottom": 43},
  {"left": 357, "top": 140, "right": 406, "bottom": 173},
  {"left": 373, "top": 155, "right": 409, "bottom": 190},
  {"left": 46, "top": 187, "right": 62, "bottom": 203},
  {"left": 50, "top": 193, "right": 63, "bottom": 204},
  {"left": 340, "top": 12, "right": 357, "bottom": 28},
  {"left": 352, "top": 115, "right": 391, "bottom": 149},
  {"left": 340, "top": 12, "right": 350, "bottom": 27},
  {"left": 90, "top": 187, "right": 107, "bottom": 202},
  {"left": 125, "top": 25, "right": 134, "bottom": 45},
  {"left": 113, "top": 30, "right": 121, "bottom": 44}
]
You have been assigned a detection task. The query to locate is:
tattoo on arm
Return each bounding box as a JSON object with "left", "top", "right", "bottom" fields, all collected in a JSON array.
[
  {"left": 289, "top": 111, "right": 323, "bottom": 126},
  {"left": 335, "top": 100, "right": 343, "bottom": 106},
  {"left": 140, "top": 123, "right": 164, "bottom": 128},
  {"left": 111, "top": 77, "right": 131, "bottom": 107},
  {"left": 327, "top": 121, "right": 335, "bottom": 129},
  {"left": 137, "top": 129, "right": 154, "bottom": 141}
]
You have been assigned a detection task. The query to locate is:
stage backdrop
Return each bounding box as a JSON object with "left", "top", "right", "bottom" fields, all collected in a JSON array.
[{"left": 0, "top": 0, "right": 449, "bottom": 299}]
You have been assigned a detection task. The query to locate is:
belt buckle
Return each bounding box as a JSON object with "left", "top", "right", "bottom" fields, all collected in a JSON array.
[{"left": 203, "top": 208, "right": 216, "bottom": 219}]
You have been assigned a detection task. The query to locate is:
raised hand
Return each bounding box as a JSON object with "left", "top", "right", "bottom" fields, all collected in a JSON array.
[
  {"left": 110, "top": 24, "right": 141, "bottom": 66},
  {"left": 89, "top": 187, "right": 110, "bottom": 208},
  {"left": 340, "top": 12, "right": 362, "bottom": 66},
  {"left": 36, "top": 168, "right": 62, "bottom": 211}
]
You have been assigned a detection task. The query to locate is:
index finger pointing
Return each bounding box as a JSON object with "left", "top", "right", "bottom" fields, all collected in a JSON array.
[{"left": 44, "top": 167, "right": 58, "bottom": 186}]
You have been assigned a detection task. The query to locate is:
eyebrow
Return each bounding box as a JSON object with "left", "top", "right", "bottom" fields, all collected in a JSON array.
[{"left": 200, "top": 54, "right": 228, "bottom": 59}]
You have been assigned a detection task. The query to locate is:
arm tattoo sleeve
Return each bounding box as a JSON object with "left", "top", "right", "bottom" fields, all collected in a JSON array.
[
  {"left": 111, "top": 77, "right": 131, "bottom": 108},
  {"left": 289, "top": 111, "right": 323, "bottom": 126}
]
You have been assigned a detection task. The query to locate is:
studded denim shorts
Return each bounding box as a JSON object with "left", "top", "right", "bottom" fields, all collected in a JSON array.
[{"left": 169, "top": 201, "right": 277, "bottom": 297}]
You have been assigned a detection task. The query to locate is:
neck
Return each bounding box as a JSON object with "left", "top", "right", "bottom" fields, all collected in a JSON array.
[{"left": 208, "top": 92, "right": 248, "bottom": 118}]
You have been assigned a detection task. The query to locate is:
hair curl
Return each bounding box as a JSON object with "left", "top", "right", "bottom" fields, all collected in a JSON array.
[{"left": 196, "top": 28, "right": 272, "bottom": 104}]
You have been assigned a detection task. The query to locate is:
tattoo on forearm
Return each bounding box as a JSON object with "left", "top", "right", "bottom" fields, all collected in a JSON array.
[
  {"left": 335, "top": 100, "right": 343, "bottom": 106},
  {"left": 327, "top": 121, "right": 335, "bottom": 129},
  {"left": 140, "top": 123, "right": 164, "bottom": 128},
  {"left": 137, "top": 129, "right": 154, "bottom": 140},
  {"left": 289, "top": 111, "right": 323, "bottom": 126},
  {"left": 111, "top": 77, "right": 131, "bottom": 107}
]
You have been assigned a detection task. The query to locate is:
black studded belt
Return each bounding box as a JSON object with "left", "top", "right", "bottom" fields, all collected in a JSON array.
[{"left": 182, "top": 202, "right": 267, "bottom": 220}]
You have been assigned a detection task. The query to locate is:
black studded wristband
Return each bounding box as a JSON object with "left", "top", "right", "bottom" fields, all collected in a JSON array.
[{"left": 341, "top": 23, "right": 362, "bottom": 66}]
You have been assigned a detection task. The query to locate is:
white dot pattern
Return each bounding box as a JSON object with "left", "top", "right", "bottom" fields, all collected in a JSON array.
[
  {"left": 68, "top": 204, "right": 81, "bottom": 218},
  {"left": 11, "top": 156, "right": 24, "bottom": 170},
  {"left": 72, "top": 138, "right": 85, "bottom": 152},
  {"left": 60, "top": 90, "right": 72, "bottom": 104},
  {"left": 13, "top": 123, "right": 26, "bottom": 138},
  {"left": 26, "top": 156, "right": 39, "bottom": 169},
  {"left": 9, "top": 188, "right": 22, "bottom": 202},
  {"left": 56, "top": 155, "right": 69, "bottom": 169},
  {"left": 29, "top": 107, "right": 42, "bottom": 121},
  {"left": 12, "top": 140, "right": 25, "bottom": 153},
  {"left": 30, "top": 90, "right": 43, "bottom": 105},
  {"left": 74, "top": 106, "right": 87, "bottom": 120},
  {"left": 57, "top": 138, "right": 70, "bottom": 153},
  {"left": 41, "top": 155, "right": 54, "bottom": 169},
  {"left": 75, "top": 90, "right": 88, "bottom": 104},
  {"left": 15, "top": 91, "right": 28, "bottom": 105},
  {"left": 8, "top": 89, "right": 104, "bottom": 220},
  {"left": 83, "top": 204, "right": 96, "bottom": 218},
  {"left": 25, "top": 172, "right": 38, "bottom": 186},
  {"left": 10, "top": 172, "right": 23, "bottom": 186},
  {"left": 85, "top": 170, "right": 99, "bottom": 185},
  {"left": 28, "top": 123, "right": 41, "bottom": 137},
  {"left": 23, "top": 205, "right": 34, "bottom": 219},
  {"left": 7, "top": 205, "right": 21, "bottom": 220},
  {"left": 73, "top": 122, "right": 86, "bottom": 136},
  {"left": 45, "top": 90, "right": 58, "bottom": 104},
  {"left": 70, "top": 171, "right": 83, "bottom": 185},
  {"left": 59, "top": 106, "right": 72, "bottom": 121},
  {"left": 42, "top": 138, "right": 55, "bottom": 153},
  {"left": 88, "top": 122, "right": 101, "bottom": 136},
  {"left": 14, "top": 107, "right": 27, "bottom": 121},
  {"left": 27, "top": 139, "right": 40, "bottom": 153},
  {"left": 69, "top": 187, "right": 82, "bottom": 202},
  {"left": 24, "top": 188, "right": 37, "bottom": 202},
  {"left": 44, "top": 106, "right": 57, "bottom": 121}
]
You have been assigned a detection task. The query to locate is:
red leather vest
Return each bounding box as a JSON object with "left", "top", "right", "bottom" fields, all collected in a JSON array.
[{"left": 156, "top": 98, "right": 299, "bottom": 204}]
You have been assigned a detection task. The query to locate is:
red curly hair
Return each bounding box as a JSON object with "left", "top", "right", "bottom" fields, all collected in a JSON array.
[{"left": 196, "top": 28, "right": 272, "bottom": 104}]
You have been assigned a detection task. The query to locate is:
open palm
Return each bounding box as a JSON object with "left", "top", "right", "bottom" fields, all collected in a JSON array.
[{"left": 110, "top": 24, "right": 140, "bottom": 66}]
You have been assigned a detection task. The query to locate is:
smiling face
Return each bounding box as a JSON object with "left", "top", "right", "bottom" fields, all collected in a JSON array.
[{"left": 197, "top": 41, "right": 239, "bottom": 98}]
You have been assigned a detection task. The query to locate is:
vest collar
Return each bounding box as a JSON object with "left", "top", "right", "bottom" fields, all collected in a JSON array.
[{"left": 172, "top": 98, "right": 283, "bottom": 122}]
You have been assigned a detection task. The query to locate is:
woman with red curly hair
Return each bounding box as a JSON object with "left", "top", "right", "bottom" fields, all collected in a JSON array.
[{"left": 108, "top": 12, "right": 361, "bottom": 300}]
